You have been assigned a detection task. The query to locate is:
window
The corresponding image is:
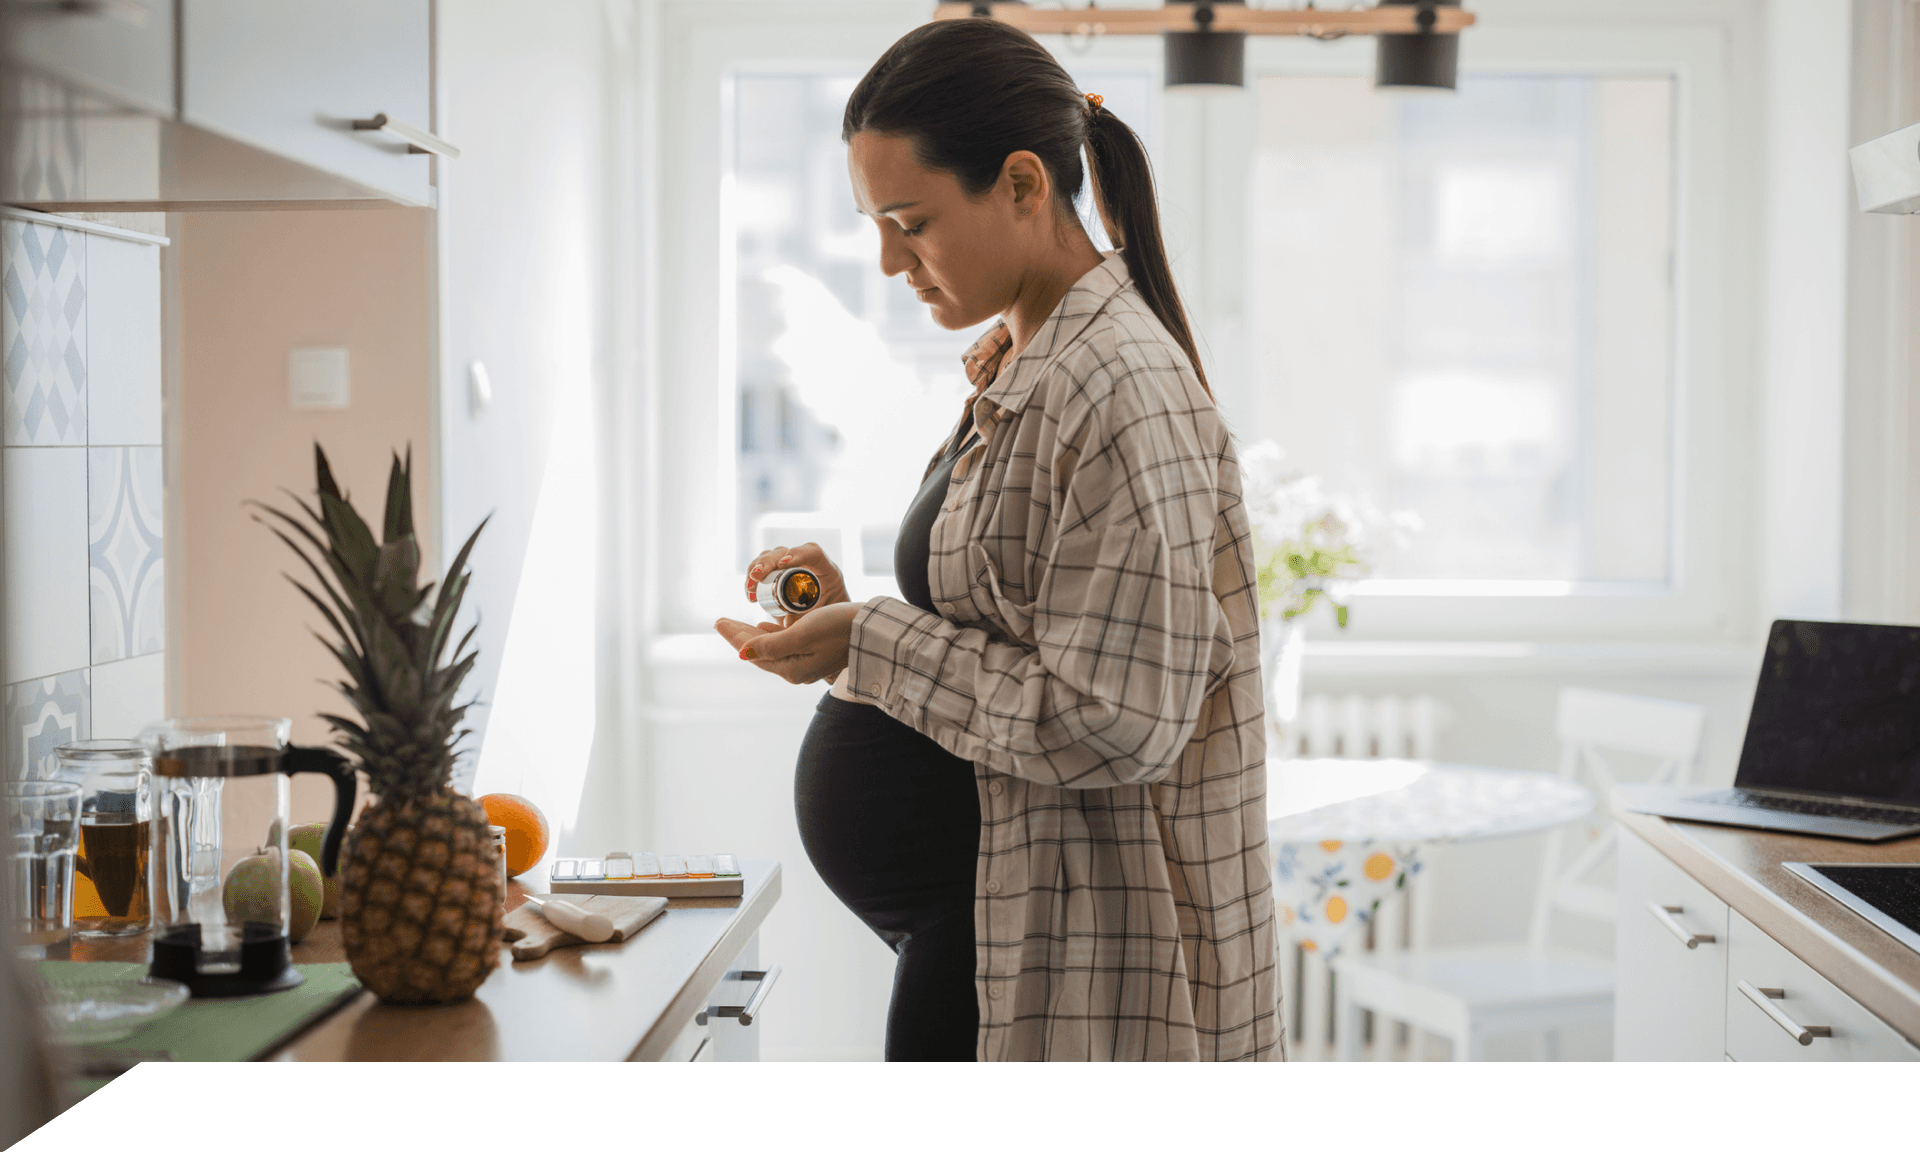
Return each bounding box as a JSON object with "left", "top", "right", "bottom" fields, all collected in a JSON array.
[
  {"left": 655, "top": 10, "right": 1734, "bottom": 642},
  {"left": 1248, "top": 74, "right": 1676, "bottom": 587}
]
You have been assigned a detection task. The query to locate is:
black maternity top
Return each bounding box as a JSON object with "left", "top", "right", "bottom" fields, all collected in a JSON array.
[{"left": 794, "top": 415, "right": 981, "bottom": 1061}]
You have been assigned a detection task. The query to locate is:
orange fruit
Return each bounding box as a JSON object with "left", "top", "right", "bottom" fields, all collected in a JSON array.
[
  {"left": 1326, "top": 895, "right": 1348, "bottom": 924},
  {"left": 479, "top": 793, "right": 549, "bottom": 877},
  {"left": 1364, "top": 852, "right": 1395, "bottom": 882}
]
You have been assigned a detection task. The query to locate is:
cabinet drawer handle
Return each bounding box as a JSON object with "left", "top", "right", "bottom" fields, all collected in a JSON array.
[
  {"left": 695, "top": 965, "right": 781, "bottom": 1027},
  {"left": 1737, "top": 980, "right": 1832, "bottom": 1046},
  {"left": 351, "top": 113, "right": 461, "bottom": 159},
  {"left": 1646, "top": 901, "right": 1716, "bottom": 949}
]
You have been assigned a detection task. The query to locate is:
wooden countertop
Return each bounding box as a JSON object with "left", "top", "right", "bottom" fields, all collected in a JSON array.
[
  {"left": 1611, "top": 794, "right": 1920, "bottom": 1045},
  {"left": 67, "top": 860, "right": 781, "bottom": 1061}
]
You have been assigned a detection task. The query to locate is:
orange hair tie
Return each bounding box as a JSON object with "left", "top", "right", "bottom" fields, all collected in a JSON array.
[{"left": 1085, "top": 92, "right": 1104, "bottom": 109}]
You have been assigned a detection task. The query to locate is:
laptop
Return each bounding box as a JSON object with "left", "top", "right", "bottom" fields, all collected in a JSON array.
[{"left": 1624, "top": 619, "right": 1920, "bottom": 842}]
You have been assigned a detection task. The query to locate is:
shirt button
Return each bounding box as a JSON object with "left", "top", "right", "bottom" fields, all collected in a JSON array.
[
  {"left": 868, "top": 683, "right": 880, "bottom": 694},
  {"left": 987, "top": 781, "right": 1004, "bottom": 797},
  {"left": 985, "top": 879, "right": 1001, "bottom": 895},
  {"left": 988, "top": 985, "right": 1002, "bottom": 1000}
]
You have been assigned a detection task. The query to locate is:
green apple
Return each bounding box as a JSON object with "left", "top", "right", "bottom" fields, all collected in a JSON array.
[
  {"left": 284, "top": 848, "right": 323, "bottom": 943},
  {"left": 222, "top": 848, "right": 325, "bottom": 943},
  {"left": 288, "top": 821, "right": 345, "bottom": 919}
]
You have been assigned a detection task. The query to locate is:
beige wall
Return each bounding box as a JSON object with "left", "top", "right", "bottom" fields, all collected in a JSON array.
[{"left": 176, "top": 209, "right": 434, "bottom": 836}]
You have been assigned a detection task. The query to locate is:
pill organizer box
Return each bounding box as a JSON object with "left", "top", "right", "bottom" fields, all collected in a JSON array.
[{"left": 545, "top": 852, "right": 745, "bottom": 898}]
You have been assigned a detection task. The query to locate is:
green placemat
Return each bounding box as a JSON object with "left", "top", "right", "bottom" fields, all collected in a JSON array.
[{"left": 33, "top": 960, "right": 363, "bottom": 1062}]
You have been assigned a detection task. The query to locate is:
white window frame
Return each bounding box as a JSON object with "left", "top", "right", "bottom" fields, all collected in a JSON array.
[
  {"left": 652, "top": 1, "right": 950, "bottom": 636},
  {"left": 1192, "top": 15, "right": 1746, "bottom": 644},
  {"left": 645, "top": 0, "right": 1786, "bottom": 650}
]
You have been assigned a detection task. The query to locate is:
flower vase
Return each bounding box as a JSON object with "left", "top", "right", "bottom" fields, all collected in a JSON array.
[{"left": 1261, "top": 617, "right": 1306, "bottom": 758}]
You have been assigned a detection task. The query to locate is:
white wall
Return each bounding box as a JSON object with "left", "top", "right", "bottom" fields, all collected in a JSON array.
[
  {"left": 1844, "top": 0, "right": 1920, "bottom": 621},
  {"left": 436, "top": 0, "right": 643, "bottom": 855}
]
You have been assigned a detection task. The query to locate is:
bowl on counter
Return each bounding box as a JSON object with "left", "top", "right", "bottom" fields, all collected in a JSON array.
[{"left": 40, "top": 970, "right": 189, "bottom": 1046}]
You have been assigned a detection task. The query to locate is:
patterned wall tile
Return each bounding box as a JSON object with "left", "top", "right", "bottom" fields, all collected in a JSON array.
[
  {"left": 90, "top": 653, "right": 164, "bottom": 743},
  {"left": 89, "top": 446, "right": 164, "bottom": 663},
  {"left": 87, "top": 235, "right": 163, "bottom": 446},
  {"left": 4, "top": 669, "right": 90, "bottom": 782},
  {"left": 4, "top": 446, "right": 91, "bottom": 682},
  {"left": 3, "top": 220, "right": 86, "bottom": 446}
]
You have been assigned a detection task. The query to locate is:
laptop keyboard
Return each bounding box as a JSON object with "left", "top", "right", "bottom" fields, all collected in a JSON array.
[{"left": 1693, "top": 788, "right": 1920, "bottom": 826}]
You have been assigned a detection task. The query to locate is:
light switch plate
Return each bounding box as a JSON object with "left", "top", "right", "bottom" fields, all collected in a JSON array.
[{"left": 289, "top": 347, "right": 350, "bottom": 409}]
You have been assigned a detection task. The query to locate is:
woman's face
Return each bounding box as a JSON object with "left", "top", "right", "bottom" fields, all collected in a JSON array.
[{"left": 847, "top": 131, "right": 1036, "bottom": 331}]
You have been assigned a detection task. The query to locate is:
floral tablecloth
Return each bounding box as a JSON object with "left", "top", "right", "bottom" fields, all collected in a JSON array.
[
  {"left": 1268, "top": 759, "right": 1593, "bottom": 956},
  {"left": 1272, "top": 838, "right": 1422, "bottom": 955}
]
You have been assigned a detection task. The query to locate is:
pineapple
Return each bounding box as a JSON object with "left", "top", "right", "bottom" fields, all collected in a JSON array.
[{"left": 258, "top": 446, "right": 500, "bottom": 1004}]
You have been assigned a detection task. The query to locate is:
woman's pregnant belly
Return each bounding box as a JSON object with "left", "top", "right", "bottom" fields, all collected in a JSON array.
[{"left": 794, "top": 693, "right": 980, "bottom": 937}]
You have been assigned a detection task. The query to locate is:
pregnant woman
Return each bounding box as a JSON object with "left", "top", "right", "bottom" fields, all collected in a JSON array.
[{"left": 715, "top": 17, "right": 1278, "bottom": 1061}]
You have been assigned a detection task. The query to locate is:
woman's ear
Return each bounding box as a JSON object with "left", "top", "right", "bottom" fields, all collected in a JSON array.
[{"left": 1001, "top": 150, "right": 1050, "bottom": 218}]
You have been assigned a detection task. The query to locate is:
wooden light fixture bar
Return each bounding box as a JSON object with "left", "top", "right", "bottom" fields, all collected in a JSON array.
[{"left": 931, "top": 3, "right": 1476, "bottom": 37}]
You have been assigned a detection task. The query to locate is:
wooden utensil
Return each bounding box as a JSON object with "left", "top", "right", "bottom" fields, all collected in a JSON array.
[{"left": 502, "top": 893, "right": 668, "bottom": 962}]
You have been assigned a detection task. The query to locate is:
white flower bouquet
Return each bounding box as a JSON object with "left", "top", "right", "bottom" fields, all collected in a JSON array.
[{"left": 1238, "top": 440, "right": 1420, "bottom": 627}]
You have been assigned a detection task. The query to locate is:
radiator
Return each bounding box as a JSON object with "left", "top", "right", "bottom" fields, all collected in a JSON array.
[
  {"left": 1288, "top": 693, "right": 1448, "bottom": 760},
  {"left": 1278, "top": 693, "right": 1449, "bottom": 1060}
]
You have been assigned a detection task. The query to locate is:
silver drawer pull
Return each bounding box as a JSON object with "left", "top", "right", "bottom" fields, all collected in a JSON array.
[
  {"left": 1737, "top": 980, "right": 1832, "bottom": 1046},
  {"left": 351, "top": 113, "right": 461, "bottom": 159},
  {"left": 695, "top": 965, "right": 781, "bottom": 1027},
  {"left": 1646, "top": 902, "right": 1716, "bottom": 949}
]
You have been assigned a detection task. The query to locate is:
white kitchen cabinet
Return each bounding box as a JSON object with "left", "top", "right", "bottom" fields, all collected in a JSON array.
[
  {"left": 180, "top": 0, "right": 436, "bottom": 206},
  {"left": 9, "top": 0, "right": 174, "bottom": 115},
  {"left": 1616, "top": 831, "right": 1730, "bottom": 1060},
  {"left": 1724, "top": 911, "right": 1920, "bottom": 1062},
  {"left": 4, "top": 0, "right": 442, "bottom": 209},
  {"left": 702, "top": 932, "right": 774, "bottom": 1062}
]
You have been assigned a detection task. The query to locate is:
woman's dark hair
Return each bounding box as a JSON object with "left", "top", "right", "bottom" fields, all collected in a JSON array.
[{"left": 843, "top": 18, "right": 1209, "bottom": 395}]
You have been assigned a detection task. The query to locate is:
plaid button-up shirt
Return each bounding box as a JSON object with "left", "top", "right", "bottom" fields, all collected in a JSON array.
[{"left": 845, "top": 253, "right": 1280, "bottom": 1061}]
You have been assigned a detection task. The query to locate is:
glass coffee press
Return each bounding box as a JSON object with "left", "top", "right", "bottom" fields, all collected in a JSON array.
[{"left": 144, "top": 717, "right": 355, "bottom": 997}]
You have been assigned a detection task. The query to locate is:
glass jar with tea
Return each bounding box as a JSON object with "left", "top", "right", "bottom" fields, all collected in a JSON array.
[{"left": 59, "top": 740, "right": 154, "bottom": 938}]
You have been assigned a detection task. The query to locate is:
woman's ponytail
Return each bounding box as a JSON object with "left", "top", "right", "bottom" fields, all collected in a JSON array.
[{"left": 1084, "top": 105, "right": 1211, "bottom": 397}]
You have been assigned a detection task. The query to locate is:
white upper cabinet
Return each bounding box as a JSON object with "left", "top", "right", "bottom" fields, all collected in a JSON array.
[
  {"left": 181, "top": 0, "right": 435, "bottom": 207},
  {"left": 7, "top": 0, "right": 174, "bottom": 116},
  {"left": 2, "top": 0, "right": 440, "bottom": 209}
]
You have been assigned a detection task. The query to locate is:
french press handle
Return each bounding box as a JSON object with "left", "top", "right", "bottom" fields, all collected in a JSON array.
[{"left": 279, "top": 746, "right": 357, "bottom": 878}]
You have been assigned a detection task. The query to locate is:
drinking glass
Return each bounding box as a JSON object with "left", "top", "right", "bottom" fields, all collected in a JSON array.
[
  {"left": 61, "top": 741, "right": 154, "bottom": 937},
  {"left": 4, "top": 780, "right": 82, "bottom": 951}
]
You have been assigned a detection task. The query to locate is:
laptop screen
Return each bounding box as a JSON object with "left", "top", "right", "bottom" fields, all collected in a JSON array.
[{"left": 1735, "top": 620, "right": 1920, "bottom": 804}]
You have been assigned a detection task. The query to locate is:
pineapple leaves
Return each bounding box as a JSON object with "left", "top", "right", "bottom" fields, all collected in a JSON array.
[
  {"left": 259, "top": 443, "right": 488, "bottom": 797},
  {"left": 382, "top": 448, "right": 414, "bottom": 544},
  {"left": 315, "top": 443, "right": 343, "bottom": 502},
  {"left": 320, "top": 491, "right": 381, "bottom": 586}
]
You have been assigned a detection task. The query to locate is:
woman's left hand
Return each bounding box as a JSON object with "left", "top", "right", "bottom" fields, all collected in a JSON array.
[{"left": 714, "top": 601, "right": 861, "bottom": 685}]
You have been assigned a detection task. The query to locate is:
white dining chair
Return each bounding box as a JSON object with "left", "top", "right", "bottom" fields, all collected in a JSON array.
[{"left": 1331, "top": 687, "right": 1706, "bottom": 1060}]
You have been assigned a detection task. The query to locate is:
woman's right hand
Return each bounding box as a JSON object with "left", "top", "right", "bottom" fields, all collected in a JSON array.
[{"left": 745, "top": 541, "right": 850, "bottom": 618}]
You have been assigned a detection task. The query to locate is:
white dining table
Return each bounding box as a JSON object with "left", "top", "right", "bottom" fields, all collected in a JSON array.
[
  {"left": 1267, "top": 758, "right": 1593, "bottom": 956},
  {"left": 1270, "top": 757, "right": 1594, "bottom": 841}
]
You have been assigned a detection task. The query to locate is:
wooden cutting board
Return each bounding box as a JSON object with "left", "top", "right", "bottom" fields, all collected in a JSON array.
[{"left": 502, "top": 894, "right": 668, "bottom": 962}]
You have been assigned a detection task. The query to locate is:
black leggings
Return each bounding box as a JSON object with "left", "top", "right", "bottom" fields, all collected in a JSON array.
[{"left": 795, "top": 693, "right": 980, "bottom": 1061}]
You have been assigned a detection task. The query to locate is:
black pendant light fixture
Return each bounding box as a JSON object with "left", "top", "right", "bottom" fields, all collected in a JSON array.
[
  {"left": 940, "top": 3, "right": 1475, "bottom": 93},
  {"left": 1164, "top": 2, "right": 1247, "bottom": 91},
  {"left": 1375, "top": 0, "right": 1461, "bottom": 91}
]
